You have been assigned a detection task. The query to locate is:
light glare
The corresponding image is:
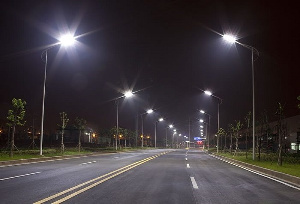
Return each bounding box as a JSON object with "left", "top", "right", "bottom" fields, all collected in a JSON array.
[
  {"left": 59, "top": 34, "right": 75, "bottom": 46},
  {"left": 223, "top": 34, "right": 237, "bottom": 43},
  {"left": 200, "top": 110, "right": 205, "bottom": 114},
  {"left": 147, "top": 109, "right": 154, "bottom": 114},
  {"left": 124, "top": 91, "right": 133, "bottom": 98},
  {"left": 204, "top": 90, "right": 212, "bottom": 96},
  {"left": 159, "top": 118, "right": 164, "bottom": 122}
]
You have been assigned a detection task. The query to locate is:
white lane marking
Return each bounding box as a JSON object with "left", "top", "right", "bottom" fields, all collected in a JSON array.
[
  {"left": 187, "top": 164, "right": 190, "bottom": 168},
  {"left": 210, "top": 155, "right": 300, "bottom": 191},
  {"left": 81, "top": 161, "right": 97, "bottom": 165},
  {"left": 190, "top": 177, "right": 199, "bottom": 189},
  {"left": 0, "top": 172, "right": 41, "bottom": 181}
]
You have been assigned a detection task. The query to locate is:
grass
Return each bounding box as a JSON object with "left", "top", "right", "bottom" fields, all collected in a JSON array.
[{"left": 217, "top": 152, "right": 300, "bottom": 178}]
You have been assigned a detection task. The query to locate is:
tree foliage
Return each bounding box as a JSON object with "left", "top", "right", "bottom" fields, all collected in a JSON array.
[
  {"left": 74, "top": 117, "right": 87, "bottom": 152},
  {"left": 7, "top": 98, "right": 26, "bottom": 157},
  {"left": 58, "top": 112, "right": 69, "bottom": 153}
]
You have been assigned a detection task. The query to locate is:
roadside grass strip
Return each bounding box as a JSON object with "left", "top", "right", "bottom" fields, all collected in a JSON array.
[
  {"left": 34, "top": 151, "right": 169, "bottom": 204},
  {"left": 210, "top": 154, "right": 300, "bottom": 191}
]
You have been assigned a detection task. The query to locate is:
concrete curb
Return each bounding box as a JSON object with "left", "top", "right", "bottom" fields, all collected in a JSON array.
[{"left": 210, "top": 153, "right": 300, "bottom": 188}]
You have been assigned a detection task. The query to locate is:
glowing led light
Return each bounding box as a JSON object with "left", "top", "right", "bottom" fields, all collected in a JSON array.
[
  {"left": 124, "top": 91, "right": 133, "bottom": 98},
  {"left": 147, "top": 109, "right": 153, "bottom": 114},
  {"left": 59, "top": 34, "right": 75, "bottom": 46},
  {"left": 204, "top": 90, "right": 212, "bottom": 96},
  {"left": 223, "top": 34, "right": 237, "bottom": 43}
]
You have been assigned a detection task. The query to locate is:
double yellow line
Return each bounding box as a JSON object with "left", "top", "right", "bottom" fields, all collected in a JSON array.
[{"left": 34, "top": 151, "right": 169, "bottom": 204}]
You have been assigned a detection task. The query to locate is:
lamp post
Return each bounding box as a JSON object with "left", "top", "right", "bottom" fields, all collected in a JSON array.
[
  {"left": 166, "top": 124, "right": 173, "bottom": 148},
  {"left": 200, "top": 110, "right": 211, "bottom": 150},
  {"left": 40, "top": 34, "right": 76, "bottom": 156},
  {"left": 141, "top": 109, "right": 154, "bottom": 147},
  {"left": 115, "top": 90, "right": 133, "bottom": 151},
  {"left": 204, "top": 90, "right": 222, "bottom": 152},
  {"left": 154, "top": 117, "right": 164, "bottom": 148},
  {"left": 223, "top": 34, "right": 259, "bottom": 160}
]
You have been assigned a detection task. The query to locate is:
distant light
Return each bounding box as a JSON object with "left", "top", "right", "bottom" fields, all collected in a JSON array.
[
  {"left": 200, "top": 119, "right": 204, "bottom": 123},
  {"left": 173, "top": 129, "right": 176, "bottom": 132},
  {"left": 200, "top": 110, "right": 205, "bottom": 114},
  {"left": 59, "top": 33, "right": 76, "bottom": 46},
  {"left": 147, "top": 109, "right": 154, "bottom": 114},
  {"left": 200, "top": 125, "right": 204, "bottom": 128},
  {"left": 179, "top": 134, "right": 182, "bottom": 136},
  {"left": 204, "top": 90, "right": 212, "bottom": 96},
  {"left": 169, "top": 125, "right": 173, "bottom": 128},
  {"left": 159, "top": 118, "right": 164, "bottom": 122},
  {"left": 124, "top": 91, "right": 133, "bottom": 98},
  {"left": 223, "top": 34, "right": 237, "bottom": 43},
  {"left": 200, "top": 129, "right": 203, "bottom": 132}
]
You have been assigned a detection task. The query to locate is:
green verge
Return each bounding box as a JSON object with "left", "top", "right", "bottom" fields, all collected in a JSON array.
[{"left": 218, "top": 152, "right": 300, "bottom": 178}]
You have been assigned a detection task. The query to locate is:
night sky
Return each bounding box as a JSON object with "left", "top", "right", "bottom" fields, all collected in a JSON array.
[{"left": 1, "top": 0, "right": 299, "bottom": 139}]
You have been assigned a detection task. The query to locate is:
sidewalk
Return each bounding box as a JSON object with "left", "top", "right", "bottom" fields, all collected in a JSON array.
[{"left": 209, "top": 153, "right": 300, "bottom": 188}]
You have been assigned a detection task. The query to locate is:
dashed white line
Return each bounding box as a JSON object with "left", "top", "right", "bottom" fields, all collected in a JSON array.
[
  {"left": 187, "top": 164, "right": 190, "bottom": 168},
  {"left": 0, "top": 172, "right": 41, "bottom": 181},
  {"left": 190, "top": 177, "right": 199, "bottom": 189}
]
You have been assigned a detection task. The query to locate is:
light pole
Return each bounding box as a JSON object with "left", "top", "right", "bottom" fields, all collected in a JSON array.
[
  {"left": 200, "top": 110, "right": 211, "bottom": 150},
  {"left": 223, "top": 34, "right": 259, "bottom": 160},
  {"left": 141, "top": 109, "right": 154, "bottom": 147},
  {"left": 40, "top": 34, "right": 76, "bottom": 156},
  {"left": 166, "top": 124, "right": 173, "bottom": 148},
  {"left": 204, "top": 90, "right": 222, "bottom": 153},
  {"left": 115, "top": 90, "right": 133, "bottom": 151},
  {"left": 154, "top": 117, "right": 164, "bottom": 148}
]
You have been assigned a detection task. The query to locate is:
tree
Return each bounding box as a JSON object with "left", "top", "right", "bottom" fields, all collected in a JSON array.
[
  {"left": 244, "top": 111, "right": 252, "bottom": 158},
  {"left": 227, "top": 123, "right": 234, "bottom": 154},
  {"left": 233, "top": 120, "right": 243, "bottom": 156},
  {"left": 58, "top": 112, "right": 69, "bottom": 154},
  {"left": 74, "top": 117, "right": 87, "bottom": 152},
  {"left": 216, "top": 128, "right": 226, "bottom": 152},
  {"left": 275, "top": 102, "right": 284, "bottom": 166},
  {"left": 7, "top": 98, "right": 26, "bottom": 157}
]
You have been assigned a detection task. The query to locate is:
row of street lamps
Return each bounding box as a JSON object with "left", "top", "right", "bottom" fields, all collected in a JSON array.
[{"left": 39, "top": 31, "right": 258, "bottom": 160}]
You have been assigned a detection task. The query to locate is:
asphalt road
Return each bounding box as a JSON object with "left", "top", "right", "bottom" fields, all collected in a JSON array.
[{"left": 0, "top": 149, "right": 299, "bottom": 204}]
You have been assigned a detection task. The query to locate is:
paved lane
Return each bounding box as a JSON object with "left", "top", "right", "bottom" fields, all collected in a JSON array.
[{"left": 1, "top": 149, "right": 299, "bottom": 203}]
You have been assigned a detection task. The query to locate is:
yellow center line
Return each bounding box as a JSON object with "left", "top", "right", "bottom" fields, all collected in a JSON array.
[{"left": 34, "top": 152, "right": 169, "bottom": 204}]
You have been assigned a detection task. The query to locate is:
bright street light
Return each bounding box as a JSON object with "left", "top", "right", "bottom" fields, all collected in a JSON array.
[
  {"left": 147, "top": 109, "right": 154, "bottom": 114},
  {"left": 116, "top": 90, "right": 134, "bottom": 150},
  {"left": 154, "top": 117, "right": 164, "bottom": 148},
  {"left": 40, "top": 33, "right": 76, "bottom": 156},
  {"left": 200, "top": 110, "right": 205, "bottom": 114},
  {"left": 223, "top": 34, "right": 237, "bottom": 43},
  {"left": 223, "top": 33, "right": 259, "bottom": 160},
  {"left": 169, "top": 124, "right": 173, "bottom": 128},
  {"left": 204, "top": 90, "right": 212, "bottom": 96},
  {"left": 199, "top": 119, "right": 204, "bottom": 123},
  {"left": 124, "top": 90, "right": 134, "bottom": 98},
  {"left": 141, "top": 109, "right": 154, "bottom": 147}
]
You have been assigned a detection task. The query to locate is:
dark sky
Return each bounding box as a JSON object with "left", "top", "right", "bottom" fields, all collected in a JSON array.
[{"left": 0, "top": 0, "right": 299, "bottom": 139}]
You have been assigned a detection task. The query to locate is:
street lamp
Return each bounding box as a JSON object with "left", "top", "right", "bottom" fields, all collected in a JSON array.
[
  {"left": 200, "top": 109, "right": 211, "bottom": 150},
  {"left": 166, "top": 124, "right": 174, "bottom": 148},
  {"left": 154, "top": 117, "right": 164, "bottom": 148},
  {"left": 141, "top": 109, "right": 154, "bottom": 147},
  {"left": 203, "top": 90, "right": 222, "bottom": 152},
  {"left": 40, "top": 33, "right": 76, "bottom": 156},
  {"left": 116, "top": 90, "right": 134, "bottom": 150},
  {"left": 223, "top": 34, "right": 259, "bottom": 160}
]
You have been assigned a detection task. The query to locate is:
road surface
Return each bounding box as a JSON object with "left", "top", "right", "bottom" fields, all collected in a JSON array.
[{"left": 1, "top": 149, "right": 299, "bottom": 203}]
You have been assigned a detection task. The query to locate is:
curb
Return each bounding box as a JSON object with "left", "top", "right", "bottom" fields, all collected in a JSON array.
[{"left": 210, "top": 153, "right": 300, "bottom": 188}]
